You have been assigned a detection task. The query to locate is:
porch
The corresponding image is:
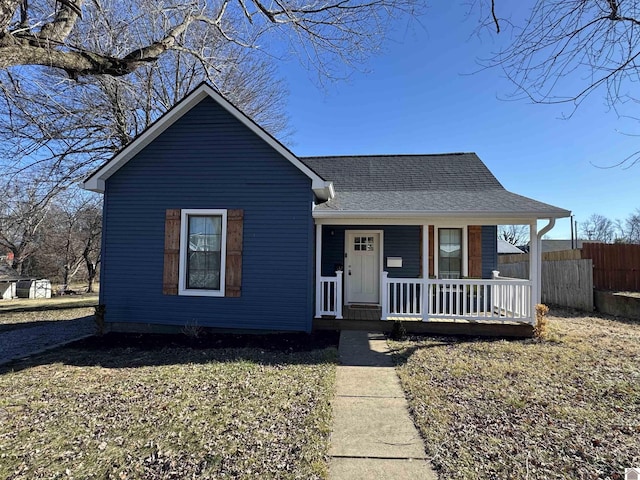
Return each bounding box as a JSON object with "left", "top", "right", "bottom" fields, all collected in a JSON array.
[
  {"left": 316, "top": 272, "right": 535, "bottom": 325},
  {"left": 313, "top": 221, "right": 546, "bottom": 333}
]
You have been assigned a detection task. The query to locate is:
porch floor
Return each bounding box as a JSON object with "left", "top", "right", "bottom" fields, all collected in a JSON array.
[{"left": 316, "top": 305, "right": 534, "bottom": 338}]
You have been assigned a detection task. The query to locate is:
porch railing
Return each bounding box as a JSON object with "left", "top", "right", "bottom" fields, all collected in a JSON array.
[
  {"left": 316, "top": 271, "right": 343, "bottom": 319},
  {"left": 382, "top": 272, "right": 533, "bottom": 324}
]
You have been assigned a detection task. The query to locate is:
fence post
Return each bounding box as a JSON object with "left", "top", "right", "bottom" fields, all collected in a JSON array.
[
  {"left": 381, "top": 271, "right": 389, "bottom": 320},
  {"left": 335, "top": 270, "right": 343, "bottom": 319}
]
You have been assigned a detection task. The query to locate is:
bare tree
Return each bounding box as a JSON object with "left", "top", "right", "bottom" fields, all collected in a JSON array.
[
  {"left": 43, "top": 191, "right": 102, "bottom": 290},
  {"left": 498, "top": 224, "right": 529, "bottom": 246},
  {"left": 580, "top": 213, "right": 616, "bottom": 243},
  {"left": 464, "top": 1, "right": 640, "bottom": 166},
  {"left": 620, "top": 208, "right": 640, "bottom": 243},
  {"left": 476, "top": 1, "right": 640, "bottom": 107},
  {"left": 0, "top": 5, "right": 292, "bottom": 186},
  {"left": 0, "top": 175, "right": 60, "bottom": 274},
  {"left": 0, "top": 0, "right": 418, "bottom": 78}
]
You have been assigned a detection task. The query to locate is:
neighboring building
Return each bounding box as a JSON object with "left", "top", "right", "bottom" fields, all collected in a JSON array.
[
  {"left": 498, "top": 238, "right": 525, "bottom": 255},
  {"left": 82, "top": 84, "right": 570, "bottom": 334},
  {"left": 0, "top": 265, "right": 23, "bottom": 300},
  {"left": 541, "top": 239, "right": 584, "bottom": 253}
]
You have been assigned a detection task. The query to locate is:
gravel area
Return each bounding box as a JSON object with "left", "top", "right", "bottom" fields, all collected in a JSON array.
[{"left": 0, "top": 315, "right": 96, "bottom": 366}]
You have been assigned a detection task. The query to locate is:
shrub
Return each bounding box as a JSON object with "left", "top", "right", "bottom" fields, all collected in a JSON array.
[{"left": 533, "top": 303, "right": 549, "bottom": 340}]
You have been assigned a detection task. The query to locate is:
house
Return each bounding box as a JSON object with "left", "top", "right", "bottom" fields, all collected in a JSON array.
[
  {"left": 0, "top": 265, "right": 23, "bottom": 300},
  {"left": 82, "top": 84, "right": 570, "bottom": 335}
]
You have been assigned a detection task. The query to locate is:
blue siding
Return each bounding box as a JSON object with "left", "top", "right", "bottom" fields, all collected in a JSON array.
[
  {"left": 102, "top": 96, "right": 315, "bottom": 332},
  {"left": 321, "top": 225, "right": 497, "bottom": 280},
  {"left": 482, "top": 225, "right": 498, "bottom": 279},
  {"left": 321, "top": 225, "right": 421, "bottom": 278}
]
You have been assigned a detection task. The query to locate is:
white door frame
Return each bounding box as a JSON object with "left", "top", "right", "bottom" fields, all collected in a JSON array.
[{"left": 344, "top": 230, "right": 384, "bottom": 304}]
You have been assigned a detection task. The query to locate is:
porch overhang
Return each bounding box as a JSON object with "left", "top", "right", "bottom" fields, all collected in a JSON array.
[{"left": 312, "top": 210, "right": 569, "bottom": 226}]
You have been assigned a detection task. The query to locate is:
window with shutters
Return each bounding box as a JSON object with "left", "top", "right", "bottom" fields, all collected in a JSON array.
[{"left": 179, "top": 209, "right": 227, "bottom": 296}]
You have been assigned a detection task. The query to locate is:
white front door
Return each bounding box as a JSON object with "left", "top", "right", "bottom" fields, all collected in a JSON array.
[{"left": 346, "top": 231, "right": 381, "bottom": 304}]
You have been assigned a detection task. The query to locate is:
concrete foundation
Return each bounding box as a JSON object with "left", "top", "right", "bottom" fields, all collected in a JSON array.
[{"left": 594, "top": 291, "right": 640, "bottom": 320}]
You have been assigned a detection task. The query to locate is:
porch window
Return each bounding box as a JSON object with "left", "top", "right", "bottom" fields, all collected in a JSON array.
[
  {"left": 179, "top": 209, "right": 227, "bottom": 296},
  {"left": 438, "top": 228, "right": 462, "bottom": 279}
]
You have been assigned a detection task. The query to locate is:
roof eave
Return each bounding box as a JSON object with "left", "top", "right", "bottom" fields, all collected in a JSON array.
[{"left": 312, "top": 209, "right": 571, "bottom": 221}]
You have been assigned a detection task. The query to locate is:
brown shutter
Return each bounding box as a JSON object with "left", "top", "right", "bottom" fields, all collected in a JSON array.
[
  {"left": 468, "top": 225, "right": 483, "bottom": 278},
  {"left": 428, "top": 225, "right": 434, "bottom": 277},
  {"left": 163, "top": 209, "right": 181, "bottom": 295},
  {"left": 225, "top": 209, "right": 244, "bottom": 297}
]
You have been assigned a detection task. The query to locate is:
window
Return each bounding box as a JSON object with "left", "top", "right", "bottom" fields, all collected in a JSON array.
[
  {"left": 438, "top": 228, "right": 462, "bottom": 279},
  {"left": 179, "top": 209, "right": 227, "bottom": 296},
  {"left": 353, "top": 236, "right": 375, "bottom": 251}
]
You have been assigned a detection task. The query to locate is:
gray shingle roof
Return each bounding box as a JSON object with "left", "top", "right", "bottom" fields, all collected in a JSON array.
[
  {"left": 300, "top": 153, "right": 570, "bottom": 218},
  {"left": 301, "top": 153, "right": 503, "bottom": 191},
  {"left": 0, "top": 265, "right": 23, "bottom": 282}
]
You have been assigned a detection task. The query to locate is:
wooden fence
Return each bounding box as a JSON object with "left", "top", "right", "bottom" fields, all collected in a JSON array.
[
  {"left": 497, "top": 258, "right": 594, "bottom": 311},
  {"left": 582, "top": 243, "right": 640, "bottom": 292}
]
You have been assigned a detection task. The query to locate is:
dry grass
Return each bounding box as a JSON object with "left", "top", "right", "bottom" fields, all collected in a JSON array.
[
  {"left": 0, "top": 294, "right": 98, "bottom": 314},
  {"left": 390, "top": 309, "right": 640, "bottom": 479},
  {"left": 0, "top": 337, "right": 337, "bottom": 479},
  {"left": 0, "top": 307, "right": 96, "bottom": 333},
  {"left": 0, "top": 293, "right": 98, "bottom": 332}
]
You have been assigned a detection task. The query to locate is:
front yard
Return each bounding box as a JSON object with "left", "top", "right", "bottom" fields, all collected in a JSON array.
[
  {"left": 0, "top": 334, "right": 337, "bottom": 479},
  {"left": 391, "top": 310, "right": 640, "bottom": 479}
]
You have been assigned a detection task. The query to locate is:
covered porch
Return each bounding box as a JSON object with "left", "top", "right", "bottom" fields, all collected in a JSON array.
[{"left": 314, "top": 218, "right": 553, "bottom": 330}]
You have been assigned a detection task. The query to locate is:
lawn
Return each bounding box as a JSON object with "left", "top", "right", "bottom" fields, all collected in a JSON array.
[
  {"left": 0, "top": 333, "right": 337, "bottom": 479},
  {"left": 0, "top": 293, "right": 99, "bottom": 314},
  {"left": 0, "top": 293, "right": 99, "bottom": 332},
  {"left": 391, "top": 309, "right": 640, "bottom": 480}
]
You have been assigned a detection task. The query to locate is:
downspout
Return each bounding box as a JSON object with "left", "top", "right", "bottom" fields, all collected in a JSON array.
[{"left": 534, "top": 218, "right": 556, "bottom": 304}]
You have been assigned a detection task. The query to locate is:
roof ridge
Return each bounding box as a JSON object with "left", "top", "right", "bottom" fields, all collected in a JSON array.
[{"left": 300, "top": 152, "right": 476, "bottom": 159}]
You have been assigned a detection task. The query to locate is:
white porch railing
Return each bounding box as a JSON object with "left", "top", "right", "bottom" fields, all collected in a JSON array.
[
  {"left": 316, "top": 271, "right": 343, "bottom": 319},
  {"left": 382, "top": 272, "right": 533, "bottom": 324}
]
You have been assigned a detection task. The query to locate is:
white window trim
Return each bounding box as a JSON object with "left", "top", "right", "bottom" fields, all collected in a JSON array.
[
  {"left": 178, "top": 209, "right": 227, "bottom": 297},
  {"left": 434, "top": 225, "right": 468, "bottom": 279}
]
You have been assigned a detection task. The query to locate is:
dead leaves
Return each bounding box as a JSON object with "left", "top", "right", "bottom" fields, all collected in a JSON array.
[
  {"left": 0, "top": 346, "right": 337, "bottom": 479},
  {"left": 392, "top": 312, "right": 640, "bottom": 479}
]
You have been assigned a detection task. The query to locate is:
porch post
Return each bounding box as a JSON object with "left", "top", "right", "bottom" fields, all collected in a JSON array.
[
  {"left": 381, "top": 271, "right": 389, "bottom": 320},
  {"left": 335, "top": 270, "right": 343, "bottom": 319},
  {"left": 315, "top": 224, "right": 322, "bottom": 318},
  {"left": 529, "top": 222, "right": 539, "bottom": 321},
  {"left": 422, "top": 224, "right": 429, "bottom": 321},
  {"left": 422, "top": 224, "right": 429, "bottom": 278}
]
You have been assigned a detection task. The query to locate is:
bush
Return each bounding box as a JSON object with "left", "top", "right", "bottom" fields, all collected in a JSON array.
[{"left": 533, "top": 303, "right": 549, "bottom": 340}]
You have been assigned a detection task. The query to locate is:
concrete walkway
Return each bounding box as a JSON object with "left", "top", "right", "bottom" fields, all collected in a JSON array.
[{"left": 328, "top": 330, "right": 438, "bottom": 479}]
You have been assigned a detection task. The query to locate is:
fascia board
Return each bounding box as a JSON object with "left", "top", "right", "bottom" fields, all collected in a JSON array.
[{"left": 312, "top": 209, "right": 571, "bottom": 222}]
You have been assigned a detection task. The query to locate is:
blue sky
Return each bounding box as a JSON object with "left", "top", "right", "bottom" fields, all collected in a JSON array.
[{"left": 278, "top": 3, "right": 638, "bottom": 239}]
